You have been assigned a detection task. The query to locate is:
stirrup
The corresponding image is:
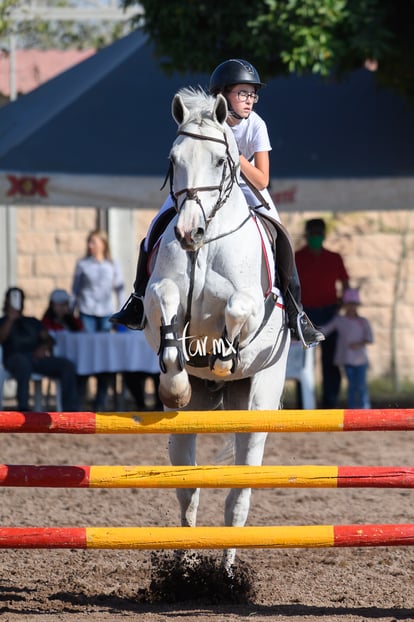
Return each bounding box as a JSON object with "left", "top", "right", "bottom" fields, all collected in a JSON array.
[
  {"left": 110, "top": 293, "right": 146, "bottom": 331},
  {"left": 295, "top": 311, "right": 325, "bottom": 350}
]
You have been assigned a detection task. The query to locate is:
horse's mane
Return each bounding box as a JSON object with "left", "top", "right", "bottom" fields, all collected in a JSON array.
[
  {"left": 176, "top": 86, "right": 214, "bottom": 111},
  {"left": 176, "top": 86, "right": 225, "bottom": 126},
  {"left": 173, "top": 86, "right": 238, "bottom": 158}
]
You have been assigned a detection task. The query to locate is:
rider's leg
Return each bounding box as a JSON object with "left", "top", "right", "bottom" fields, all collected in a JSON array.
[
  {"left": 285, "top": 266, "right": 325, "bottom": 348},
  {"left": 110, "top": 198, "right": 176, "bottom": 330},
  {"left": 110, "top": 239, "right": 149, "bottom": 330},
  {"left": 251, "top": 190, "right": 324, "bottom": 348}
]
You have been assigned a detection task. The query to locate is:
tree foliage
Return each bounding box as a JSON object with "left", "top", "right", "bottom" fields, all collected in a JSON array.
[
  {"left": 0, "top": 0, "right": 19, "bottom": 35},
  {"left": 126, "top": 0, "right": 414, "bottom": 98},
  {"left": 0, "top": 0, "right": 128, "bottom": 49}
]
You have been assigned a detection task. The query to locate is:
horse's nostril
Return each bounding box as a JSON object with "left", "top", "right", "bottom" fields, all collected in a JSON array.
[{"left": 191, "top": 228, "right": 204, "bottom": 244}]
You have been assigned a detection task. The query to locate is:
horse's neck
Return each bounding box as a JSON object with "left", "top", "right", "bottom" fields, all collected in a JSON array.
[{"left": 208, "top": 187, "right": 251, "bottom": 236}]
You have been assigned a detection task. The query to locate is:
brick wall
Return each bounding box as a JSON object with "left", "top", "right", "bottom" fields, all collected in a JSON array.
[
  {"left": 15, "top": 206, "right": 97, "bottom": 317},
  {"left": 11, "top": 205, "right": 414, "bottom": 384}
]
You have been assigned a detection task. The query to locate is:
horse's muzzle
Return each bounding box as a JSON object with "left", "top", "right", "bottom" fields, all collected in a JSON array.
[{"left": 174, "top": 226, "right": 205, "bottom": 250}]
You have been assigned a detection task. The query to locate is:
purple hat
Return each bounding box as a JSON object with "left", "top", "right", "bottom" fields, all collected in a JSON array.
[{"left": 343, "top": 288, "right": 361, "bottom": 305}]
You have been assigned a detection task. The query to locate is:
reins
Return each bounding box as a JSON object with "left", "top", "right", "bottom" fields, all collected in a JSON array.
[{"left": 164, "top": 128, "right": 239, "bottom": 229}]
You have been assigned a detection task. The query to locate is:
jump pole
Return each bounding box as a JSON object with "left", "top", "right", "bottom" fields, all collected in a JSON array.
[
  {"left": 1, "top": 409, "right": 414, "bottom": 434},
  {"left": 1, "top": 525, "right": 414, "bottom": 549},
  {"left": 2, "top": 464, "right": 414, "bottom": 488}
]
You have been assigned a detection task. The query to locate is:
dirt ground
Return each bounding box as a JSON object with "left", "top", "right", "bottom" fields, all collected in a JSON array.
[{"left": 1, "top": 413, "right": 414, "bottom": 622}]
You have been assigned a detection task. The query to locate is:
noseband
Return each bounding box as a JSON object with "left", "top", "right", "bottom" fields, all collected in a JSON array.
[{"left": 167, "top": 129, "right": 238, "bottom": 226}]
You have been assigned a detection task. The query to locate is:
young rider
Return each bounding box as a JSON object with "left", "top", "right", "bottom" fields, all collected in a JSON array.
[{"left": 110, "top": 59, "right": 324, "bottom": 348}]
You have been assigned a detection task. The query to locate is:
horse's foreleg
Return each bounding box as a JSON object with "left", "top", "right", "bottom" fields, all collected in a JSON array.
[
  {"left": 157, "top": 314, "right": 192, "bottom": 408},
  {"left": 146, "top": 279, "right": 191, "bottom": 408},
  {"left": 210, "top": 291, "right": 261, "bottom": 377}
]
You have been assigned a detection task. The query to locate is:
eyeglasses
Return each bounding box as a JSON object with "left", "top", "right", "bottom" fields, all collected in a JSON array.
[{"left": 230, "top": 90, "right": 259, "bottom": 103}]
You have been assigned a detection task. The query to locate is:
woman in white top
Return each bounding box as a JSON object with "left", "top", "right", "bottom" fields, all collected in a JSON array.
[
  {"left": 111, "top": 60, "right": 323, "bottom": 348},
  {"left": 72, "top": 229, "right": 125, "bottom": 410},
  {"left": 72, "top": 229, "right": 124, "bottom": 332}
]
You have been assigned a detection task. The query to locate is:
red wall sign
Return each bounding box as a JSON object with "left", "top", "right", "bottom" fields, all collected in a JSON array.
[{"left": 7, "top": 175, "right": 49, "bottom": 197}]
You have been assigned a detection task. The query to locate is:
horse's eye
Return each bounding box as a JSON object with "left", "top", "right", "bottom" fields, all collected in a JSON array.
[{"left": 217, "top": 158, "right": 225, "bottom": 167}]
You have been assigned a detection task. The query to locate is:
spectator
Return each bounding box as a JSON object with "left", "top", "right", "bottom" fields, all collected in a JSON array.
[
  {"left": 42, "top": 289, "right": 83, "bottom": 332},
  {"left": 72, "top": 229, "right": 124, "bottom": 333},
  {"left": 320, "top": 288, "right": 373, "bottom": 408},
  {"left": 295, "top": 218, "right": 349, "bottom": 408},
  {"left": 72, "top": 229, "right": 125, "bottom": 411},
  {"left": 42, "top": 288, "right": 87, "bottom": 408},
  {"left": 0, "top": 287, "right": 79, "bottom": 411}
]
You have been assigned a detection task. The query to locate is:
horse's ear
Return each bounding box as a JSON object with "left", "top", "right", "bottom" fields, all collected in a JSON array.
[
  {"left": 172, "top": 94, "right": 189, "bottom": 126},
  {"left": 214, "top": 94, "right": 228, "bottom": 125}
]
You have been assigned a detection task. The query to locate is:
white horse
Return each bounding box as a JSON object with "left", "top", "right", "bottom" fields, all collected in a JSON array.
[{"left": 144, "top": 87, "right": 291, "bottom": 571}]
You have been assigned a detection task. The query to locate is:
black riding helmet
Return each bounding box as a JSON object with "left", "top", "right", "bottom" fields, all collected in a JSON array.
[
  {"left": 209, "top": 59, "right": 264, "bottom": 119},
  {"left": 209, "top": 59, "right": 265, "bottom": 95}
]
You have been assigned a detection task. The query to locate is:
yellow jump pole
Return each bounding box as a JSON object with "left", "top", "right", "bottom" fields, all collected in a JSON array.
[
  {"left": 2, "top": 464, "right": 414, "bottom": 488},
  {"left": 1, "top": 525, "right": 414, "bottom": 549},
  {"left": 2, "top": 409, "right": 414, "bottom": 434}
]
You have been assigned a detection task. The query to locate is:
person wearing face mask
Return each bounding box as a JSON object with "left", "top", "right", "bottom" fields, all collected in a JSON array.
[
  {"left": 110, "top": 59, "right": 324, "bottom": 349},
  {"left": 295, "top": 218, "right": 350, "bottom": 408}
]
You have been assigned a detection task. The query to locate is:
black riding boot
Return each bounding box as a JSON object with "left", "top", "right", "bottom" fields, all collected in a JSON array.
[
  {"left": 285, "top": 266, "right": 325, "bottom": 348},
  {"left": 110, "top": 240, "right": 149, "bottom": 330}
]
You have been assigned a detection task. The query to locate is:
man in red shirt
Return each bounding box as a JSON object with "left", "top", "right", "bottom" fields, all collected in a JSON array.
[{"left": 295, "top": 219, "right": 349, "bottom": 408}]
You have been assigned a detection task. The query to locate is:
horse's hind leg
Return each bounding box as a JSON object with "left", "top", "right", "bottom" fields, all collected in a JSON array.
[
  {"left": 221, "top": 368, "right": 282, "bottom": 571},
  {"left": 169, "top": 432, "right": 200, "bottom": 565},
  {"left": 168, "top": 378, "right": 223, "bottom": 528},
  {"left": 222, "top": 431, "right": 268, "bottom": 571},
  {"left": 169, "top": 433, "right": 200, "bottom": 527}
]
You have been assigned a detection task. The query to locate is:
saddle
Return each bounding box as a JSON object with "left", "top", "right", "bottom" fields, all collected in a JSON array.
[
  {"left": 147, "top": 207, "right": 177, "bottom": 251},
  {"left": 239, "top": 171, "right": 294, "bottom": 294},
  {"left": 253, "top": 212, "right": 294, "bottom": 295},
  {"left": 147, "top": 205, "right": 294, "bottom": 296}
]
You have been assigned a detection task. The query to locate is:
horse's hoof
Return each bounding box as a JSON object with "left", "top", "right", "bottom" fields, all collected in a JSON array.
[
  {"left": 211, "top": 361, "right": 233, "bottom": 377},
  {"left": 159, "top": 384, "right": 192, "bottom": 409}
]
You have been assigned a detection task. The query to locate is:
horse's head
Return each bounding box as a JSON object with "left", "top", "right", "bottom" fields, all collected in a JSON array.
[{"left": 169, "top": 88, "right": 240, "bottom": 252}]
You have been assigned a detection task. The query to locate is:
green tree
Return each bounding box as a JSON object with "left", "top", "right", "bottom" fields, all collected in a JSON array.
[
  {"left": 0, "top": 0, "right": 19, "bottom": 35},
  {"left": 0, "top": 0, "right": 128, "bottom": 49},
  {"left": 126, "top": 0, "right": 414, "bottom": 97}
]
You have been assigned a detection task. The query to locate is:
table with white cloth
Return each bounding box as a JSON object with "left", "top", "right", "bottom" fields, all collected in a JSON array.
[
  {"left": 53, "top": 331, "right": 315, "bottom": 409},
  {"left": 53, "top": 330, "right": 160, "bottom": 409},
  {"left": 53, "top": 330, "right": 160, "bottom": 376}
]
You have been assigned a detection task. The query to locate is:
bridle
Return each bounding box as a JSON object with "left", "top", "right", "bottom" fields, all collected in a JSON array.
[{"left": 165, "top": 128, "right": 240, "bottom": 234}]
